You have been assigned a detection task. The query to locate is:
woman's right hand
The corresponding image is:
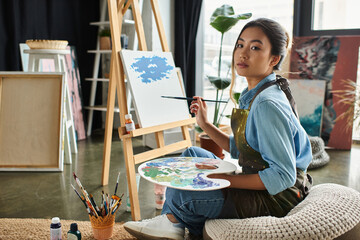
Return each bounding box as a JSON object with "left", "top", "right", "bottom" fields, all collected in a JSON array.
[
  {"left": 190, "top": 97, "right": 231, "bottom": 152},
  {"left": 190, "top": 97, "right": 209, "bottom": 129}
]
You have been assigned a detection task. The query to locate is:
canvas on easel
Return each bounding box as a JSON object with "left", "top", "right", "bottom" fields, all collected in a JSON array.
[{"left": 120, "top": 50, "right": 190, "bottom": 128}]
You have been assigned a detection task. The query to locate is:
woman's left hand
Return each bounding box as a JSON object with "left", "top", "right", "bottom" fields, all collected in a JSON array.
[{"left": 207, "top": 173, "right": 226, "bottom": 179}]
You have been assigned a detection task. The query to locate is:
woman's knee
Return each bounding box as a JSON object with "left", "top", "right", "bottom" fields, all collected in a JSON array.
[
  {"left": 181, "top": 146, "right": 199, "bottom": 157},
  {"left": 181, "top": 146, "right": 217, "bottom": 158},
  {"left": 164, "top": 187, "right": 183, "bottom": 208}
]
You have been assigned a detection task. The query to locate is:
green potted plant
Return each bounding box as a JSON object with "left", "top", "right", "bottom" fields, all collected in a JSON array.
[
  {"left": 208, "top": 4, "right": 251, "bottom": 126},
  {"left": 99, "top": 28, "right": 111, "bottom": 50},
  {"left": 199, "top": 5, "right": 251, "bottom": 158}
]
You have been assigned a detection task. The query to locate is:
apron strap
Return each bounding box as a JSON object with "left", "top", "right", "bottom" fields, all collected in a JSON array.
[
  {"left": 276, "top": 75, "right": 299, "bottom": 119},
  {"left": 248, "top": 75, "right": 299, "bottom": 119}
]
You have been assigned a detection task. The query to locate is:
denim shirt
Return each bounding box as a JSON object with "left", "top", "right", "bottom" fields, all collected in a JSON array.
[{"left": 229, "top": 73, "right": 312, "bottom": 195}]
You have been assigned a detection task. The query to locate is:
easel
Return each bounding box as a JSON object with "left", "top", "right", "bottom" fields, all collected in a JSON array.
[{"left": 102, "top": 0, "right": 196, "bottom": 220}]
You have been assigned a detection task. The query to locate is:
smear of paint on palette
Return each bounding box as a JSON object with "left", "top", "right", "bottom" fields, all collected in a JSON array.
[
  {"left": 140, "top": 157, "right": 220, "bottom": 189},
  {"left": 130, "top": 56, "right": 174, "bottom": 84},
  {"left": 192, "top": 173, "right": 218, "bottom": 188}
]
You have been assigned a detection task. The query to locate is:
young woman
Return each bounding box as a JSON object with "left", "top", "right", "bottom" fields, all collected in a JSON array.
[{"left": 124, "top": 18, "right": 313, "bottom": 240}]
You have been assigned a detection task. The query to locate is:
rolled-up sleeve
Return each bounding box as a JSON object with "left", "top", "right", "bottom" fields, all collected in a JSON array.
[{"left": 249, "top": 100, "right": 297, "bottom": 195}]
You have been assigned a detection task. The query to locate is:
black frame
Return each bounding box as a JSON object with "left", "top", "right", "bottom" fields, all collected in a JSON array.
[{"left": 293, "top": 0, "right": 360, "bottom": 36}]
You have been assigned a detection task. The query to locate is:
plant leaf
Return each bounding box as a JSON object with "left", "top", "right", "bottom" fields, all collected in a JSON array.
[
  {"left": 99, "top": 28, "right": 111, "bottom": 37},
  {"left": 210, "top": 5, "right": 235, "bottom": 22},
  {"left": 210, "top": 5, "right": 252, "bottom": 34},
  {"left": 207, "top": 76, "right": 231, "bottom": 90},
  {"left": 210, "top": 14, "right": 251, "bottom": 34},
  {"left": 195, "top": 125, "right": 203, "bottom": 133},
  {"left": 233, "top": 92, "right": 241, "bottom": 103}
]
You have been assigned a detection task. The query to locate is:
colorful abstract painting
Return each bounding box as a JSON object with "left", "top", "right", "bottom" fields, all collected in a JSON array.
[
  {"left": 290, "top": 36, "right": 360, "bottom": 149},
  {"left": 120, "top": 50, "right": 190, "bottom": 128},
  {"left": 64, "top": 46, "right": 86, "bottom": 140},
  {"left": 290, "top": 80, "right": 326, "bottom": 137},
  {"left": 138, "top": 157, "right": 237, "bottom": 191}
]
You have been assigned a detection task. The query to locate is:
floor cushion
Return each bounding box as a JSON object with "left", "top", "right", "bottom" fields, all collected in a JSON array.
[{"left": 203, "top": 184, "right": 360, "bottom": 240}]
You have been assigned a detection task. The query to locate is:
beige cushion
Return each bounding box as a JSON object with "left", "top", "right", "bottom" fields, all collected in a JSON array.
[{"left": 204, "top": 184, "right": 360, "bottom": 240}]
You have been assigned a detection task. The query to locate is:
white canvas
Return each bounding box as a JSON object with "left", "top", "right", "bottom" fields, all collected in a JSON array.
[
  {"left": 120, "top": 50, "right": 190, "bottom": 128},
  {"left": 290, "top": 79, "right": 326, "bottom": 137}
]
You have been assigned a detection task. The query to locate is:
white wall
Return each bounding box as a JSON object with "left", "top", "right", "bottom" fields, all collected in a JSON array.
[{"left": 143, "top": 0, "right": 174, "bottom": 54}]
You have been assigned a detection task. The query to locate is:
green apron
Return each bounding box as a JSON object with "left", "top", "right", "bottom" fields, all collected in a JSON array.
[{"left": 219, "top": 77, "right": 312, "bottom": 219}]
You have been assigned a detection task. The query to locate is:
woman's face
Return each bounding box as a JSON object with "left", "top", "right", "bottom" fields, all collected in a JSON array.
[{"left": 234, "top": 26, "right": 278, "bottom": 82}]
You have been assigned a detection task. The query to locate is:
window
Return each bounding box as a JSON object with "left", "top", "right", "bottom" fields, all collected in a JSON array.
[
  {"left": 313, "top": 0, "right": 360, "bottom": 31},
  {"left": 294, "top": 0, "right": 360, "bottom": 36},
  {"left": 199, "top": 0, "right": 294, "bottom": 125}
]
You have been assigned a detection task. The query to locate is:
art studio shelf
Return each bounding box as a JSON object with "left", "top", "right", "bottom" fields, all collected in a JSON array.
[
  {"left": 84, "top": 105, "right": 120, "bottom": 112},
  {"left": 85, "top": 0, "right": 138, "bottom": 136},
  {"left": 90, "top": 19, "right": 135, "bottom": 26},
  {"left": 87, "top": 50, "right": 112, "bottom": 54}
]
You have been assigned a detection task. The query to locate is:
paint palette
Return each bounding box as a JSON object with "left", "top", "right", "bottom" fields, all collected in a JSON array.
[{"left": 138, "top": 157, "right": 237, "bottom": 191}]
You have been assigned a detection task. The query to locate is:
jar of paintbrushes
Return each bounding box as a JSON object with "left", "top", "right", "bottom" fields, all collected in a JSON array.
[{"left": 71, "top": 172, "right": 123, "bottom": 240}]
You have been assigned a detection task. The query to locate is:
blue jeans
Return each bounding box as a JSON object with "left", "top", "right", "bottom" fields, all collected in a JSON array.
[{"left": 161, "top": 147, "right": 225, "bottom": 235}]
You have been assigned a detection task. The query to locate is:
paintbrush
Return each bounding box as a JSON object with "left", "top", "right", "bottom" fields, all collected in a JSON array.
[
  {"left": 71, "top": 184, "right": 91, "bottom": 214},
  {"left": 90, "top": 193, "right": 101, "bottom": 215},
  {"left": 161, "top": 96, "right": 228, "bottom": 103},
  {"left": 71, "top": 184, "right": 82, "bottom": 200},
  {"left": 73, "top": 172, "right": 99, "bottom": 217},
  {"left": 114, "top": 172, "right": 121, "bottom": 196},
  {"left": 111, "top": 193, "right": 124, "bottom": 215},
  {"left": 81, "top": 196, "right": 91, "bottom": 215}
]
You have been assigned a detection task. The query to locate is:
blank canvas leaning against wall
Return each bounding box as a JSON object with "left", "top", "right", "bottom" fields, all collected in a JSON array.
[
  {"left": 120, "top": 50, "right": 190, "bottom": 128},
  {"left": 0, "top": 72, "right": 65, "bottom": 171}
]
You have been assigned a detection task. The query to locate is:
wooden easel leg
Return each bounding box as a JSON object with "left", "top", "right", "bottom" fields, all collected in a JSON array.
[
  {"left": 123, "top": 138, "right": 141, "bottom": 220},
  {"left": 181, "top": 125, "right": 192, "bottom": 146},
  {"left": 155, "top": 131, "right": 165, "bottom": 148},
  {"left": 101, "top": 55, "right": 117, "bottom": 186}
]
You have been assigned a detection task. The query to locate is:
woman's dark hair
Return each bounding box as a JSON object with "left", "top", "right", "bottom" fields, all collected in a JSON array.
[{"left": 238, "top": 18, "right": 289, "bottom": 70}]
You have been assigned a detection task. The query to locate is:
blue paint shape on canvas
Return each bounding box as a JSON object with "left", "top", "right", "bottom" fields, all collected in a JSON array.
[
  {"left": 300, "top": 104, "right": 323, "bottom": 136},
  {"left": 130, "top": 56, "right": 174, "bottom": 84}
]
